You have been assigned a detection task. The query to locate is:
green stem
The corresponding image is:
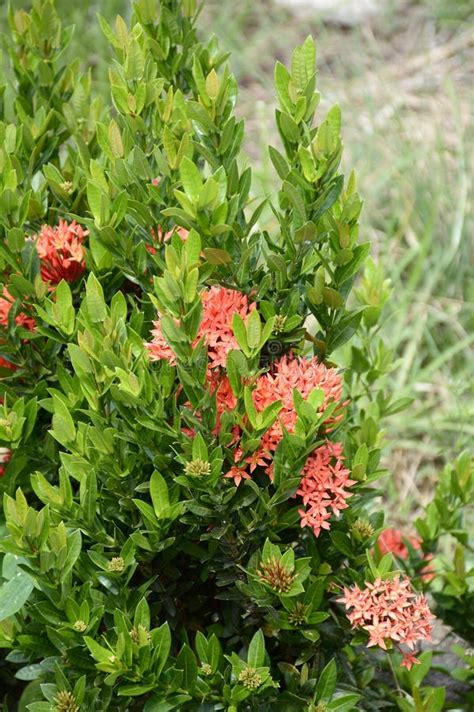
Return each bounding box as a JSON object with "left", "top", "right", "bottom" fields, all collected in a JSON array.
[{"left": 387, "top": 652, "right": 402, "bottom": 695}]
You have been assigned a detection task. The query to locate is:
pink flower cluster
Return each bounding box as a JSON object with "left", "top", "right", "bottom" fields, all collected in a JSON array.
[
  {"left": 297, "top": 442, "right": 356, "bottom": 536},
  {"left": 378, "top": 528, "right": 434, "bottom": 582},
  {"left": 35, "top": 219, "right": 88, "bottom": 284},
  {"left": 338, "top": 575, "right": 435, "bottom": 669},
  {"left": 146, "top": 286, "right": 254, "bottom": 368}
]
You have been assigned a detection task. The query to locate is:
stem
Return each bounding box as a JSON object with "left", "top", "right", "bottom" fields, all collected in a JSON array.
[{"left": 387, "top": 652, "right": 402, "bottom": 695}]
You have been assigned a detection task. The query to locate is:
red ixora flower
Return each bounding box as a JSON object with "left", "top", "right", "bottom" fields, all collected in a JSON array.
[
  {"left": 337, "top": 575, "right": 435, "bottom": 668},
  {"left": 0, "top": 287, "right": 36, "bottom": 333},
  {"left": 252, "top": 355, "right": 344, "bottom": 468},
  {"left": 0, "top": 355, "right": 17, "bottom": 371},
  {"left": 35, "top": 219, "right": 88, "bottom": 284},
  {"left": 146, "top": 285, "right": 254, "bottom": 368},
  {"left": 0, "top": 447, "right": 11, "bottom": 477},
  {"left": 378, "top": 528, "right": 435, "bottom": 582}
]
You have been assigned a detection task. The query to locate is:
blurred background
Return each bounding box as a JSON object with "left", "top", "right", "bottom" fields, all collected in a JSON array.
[{"left": 2, "top": 0, "right": 473, "bottom": 520}]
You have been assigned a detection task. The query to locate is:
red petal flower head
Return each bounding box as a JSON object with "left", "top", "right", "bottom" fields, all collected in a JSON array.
[
  {"left": 35, "top": 219, "right": 88, "bottom": 284},
  {"left": 0, "top": 287, "right": 36, "bottom": 333}
]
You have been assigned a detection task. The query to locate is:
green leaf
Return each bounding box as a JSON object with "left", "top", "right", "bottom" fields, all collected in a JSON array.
[
  {"left": 118, "top": 684, "right": 158, "bottom": 696},
  {"left": 322, "top": 287, "right": 344, "bottom": 309},
  {"left": 85, "top": 273, "right": 107, "bottom": 323},
  {"left": 246, "top": 309, "right": 261, "bottom": 350},
  {"left": 316, "top": 659, "right": 337, "bottom": 702},
  {"left": 232, "top": 313, "right": 249, "bottom": 354},
  {"left": 84, "top": 637, "right": 113, "bottom": 663},
  {"left": 176, "top": 644, "right": 198, "bottom": 690},
  {"left": 282, "top": 181, "right": 306, "bottom": 221},
  {"left": 274, "top": 62, "right": 292, "bottom": 112},
  {"left": 423, "top": 687, "right": 445, "bottom": 712},
  {"left": 150, "top": 471, "right": 170, "bottom": 518},
  {"left": 86, "top": 181, "right": 103, "bottom": 222},
  {"left": 335, "top": 243, "right": 370, "bottom": 283},
  {"left": 108, "top": 120, "right": 124, "bottom": 158},
  {"left": 383, "top": 397, "right": 415, "bottom": 417},
  {"left": 185, "top": 230, "right": 201, "bottom": 264},
  {"left": 406, "top": 651, "right": 432, "bottom": 688},
  {"left": 268, "top": 146, "right": 289, "bottom": 180},
  {"left": 291, "top": 36, "right": 315, "bottom": 92},
  {"left": 330, "top": 532, "right": 353, "bottom": 557},
  {"left": 205, "top": 69, "right": 219, "bottom": 101},
  {"left": 51, "top": 397, "right": 76, "bottom": 445},
  {"left": 328, "top": 694, "right": 361, "bottom": 711},
  {"left": 202, "top": 248, "right": 232, "bottom": 265},
  {"left": 63, "top": 530, "right": 82, "bottom": 577},
  {"left": 247, "top": 629, "right": 265, "bottom": 668},
  {"left": 152, "top": 622, "right": 172, "bottom": 678},
  {"left": 180, "top": 157, "right": 203, "bottom": 201},
  {"left": 0, "top": 571, "right": 34, "bottom": 621}
]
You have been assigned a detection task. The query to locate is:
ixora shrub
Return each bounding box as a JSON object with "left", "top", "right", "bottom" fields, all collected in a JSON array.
[{"left": 0, "top": 1, "right": 472, "bottom": 710}]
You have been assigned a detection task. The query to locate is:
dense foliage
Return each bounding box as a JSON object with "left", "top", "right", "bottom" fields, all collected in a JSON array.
[{"left": 0, "top": 1, "right": 472, "bottom": 710}]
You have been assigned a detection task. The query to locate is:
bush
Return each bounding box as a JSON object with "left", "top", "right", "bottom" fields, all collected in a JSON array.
[{"left": 0, "top": 1, "right": 472, "bottom": 710}]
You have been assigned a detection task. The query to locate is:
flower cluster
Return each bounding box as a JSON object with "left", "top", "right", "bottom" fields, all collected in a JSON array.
[
  {"left": 148, "top": 290, "right": 353, "bottom": 537},
  {"left": 253, "top": 355, "right": 343, "bottom": 452},
  {"left": 0, "top": 287, "right": 36, "bottom": 334},
  {"left": 378, "top": 528, "right": 434, "bottom": 582},
  {"left": 146, "top": 286, "right": 253, "bottom": 368},
  {"left": 297, "top": 442, "right": 355, "bottom": 536},
  {"left": 338, "top": 575, "right": 435, "bottom": 669},
  {"left": 223, "top": 355, "right": 353, "bottom": 535},
  {"left": 35, "top": 219, "right": 88, "bottom": 284}
]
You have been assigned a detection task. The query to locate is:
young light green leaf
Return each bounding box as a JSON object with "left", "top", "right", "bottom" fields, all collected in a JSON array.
[
  {"left": 247, "top": 629, "right": 265, "bottom": 668},
  {"left": 150, "top": 471, "right": 170, "bottom": 518},
  {"left": 180, "top": 157, "right": 203, "bottom": 201}
]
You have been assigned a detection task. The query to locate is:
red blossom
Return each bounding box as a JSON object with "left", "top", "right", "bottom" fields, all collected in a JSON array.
[
  {"left": 252, "top": 355, "right": 344, "bottom": 465},
  {"left": 146, "top": 286, "right": 253, "bottom": 368},
  {"left": 0, "top": 287, "right": 36, "bottom": 333},
  {"left": 223, "top": 465, "right": 250, "bottom": 487},
  {"left": 0, "top": 355, "right": 17, "bottom": 371},
  {"left": 35, "top": 219, "right": 88, "bottom": 284},
  {"left": 400, "top": 652, "right": 421, "bottom": 671},
  {"left": 378, "top": 528, "right": 435, "bottom": 582},
  {"left": 0, "top": 447, "right": 11, "bottom": 477}
]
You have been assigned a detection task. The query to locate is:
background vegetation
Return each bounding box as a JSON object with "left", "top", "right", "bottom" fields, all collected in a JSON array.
[{"left": 2, "top": 0, "right": 472, "bottom": 536}]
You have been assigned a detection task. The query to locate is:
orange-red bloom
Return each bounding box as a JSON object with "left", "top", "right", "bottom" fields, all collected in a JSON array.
[
  {"left": 400, "top": 652, "right": 420, "bottom": 671},
  {"left": 252, "top": 355, "right": 344, "bottom": 464},
  {"left": 0, "top": 355, "right": 16, "bottom": 371},
  {"left": 378, "top": 528, "right": 435, "bottom": 582},
  {"left": 224, "top": 464, "right": 251, "bottom": 487},
  {"left": 35, "top": 219, "right": 88, "bottom": 284},
  {"left": 146, "top": 286, "right": 253, "bottom": 368},
  {"left": 0, "top": 447, "right": 11, "bottom": 477},
  {"left": 0, "top": 287, "right": 36, "bottom": 333}
]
